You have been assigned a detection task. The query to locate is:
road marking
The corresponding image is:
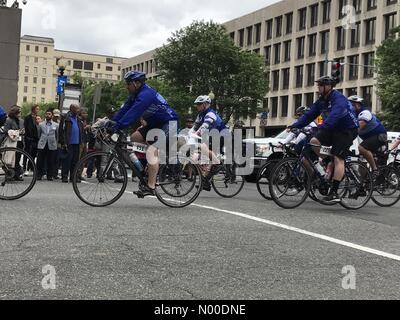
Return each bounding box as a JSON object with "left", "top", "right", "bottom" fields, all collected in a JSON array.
[{"left": 191, "top": 203, "right": 400, "bottom": 262}]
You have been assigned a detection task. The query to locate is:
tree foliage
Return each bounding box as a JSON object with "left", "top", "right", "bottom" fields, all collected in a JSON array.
[
  {"left": 21, "top": 102, "right": 58, "bottom": 118},
  {"left": 375, "top": 26, "right": 400, "bottom": 131},
  {"left": 154, "top": 20, "right": 269, "bottom": 123}
]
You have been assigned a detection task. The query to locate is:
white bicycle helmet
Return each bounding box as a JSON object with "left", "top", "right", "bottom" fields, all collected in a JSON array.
[
  {"left": 194, "top": 95, "right": 211, "bottom": 104},
  {"left": 348, "top": 95, "right": 364, "bottom": 103}
]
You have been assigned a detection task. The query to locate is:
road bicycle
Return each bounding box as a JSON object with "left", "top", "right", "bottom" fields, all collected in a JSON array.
[{"left": 72, "top": 123, "right": 203, "bottom": 208}]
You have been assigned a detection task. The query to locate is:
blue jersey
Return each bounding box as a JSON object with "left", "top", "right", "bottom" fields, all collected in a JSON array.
[
  {"left": 113, "top": 84, "right": 178, "bottom": 130},
  {"left": 357, "top": 108, "right": 386, "bottom": 140},
  {"left": 293, "top": 90, "right": 358, "bottom": 131},
  {"left": 192, "top": 108, "right": 227, "bottom": 134},
  {"left": 0, "top": 106, "right": 6, "bottom": 126}
]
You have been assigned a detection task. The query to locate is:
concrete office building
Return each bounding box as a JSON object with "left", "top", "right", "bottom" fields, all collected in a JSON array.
[
  {"left": 122, "top": 0, "right": 399, "bottom": 136},
  {"left": 18, "top": 35, "right": 127, "bottom": 106}
]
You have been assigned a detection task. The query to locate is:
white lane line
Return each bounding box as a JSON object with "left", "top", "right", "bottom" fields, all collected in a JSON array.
[{"left": 191, "top": 203, "right": 400, "bottom": 262}]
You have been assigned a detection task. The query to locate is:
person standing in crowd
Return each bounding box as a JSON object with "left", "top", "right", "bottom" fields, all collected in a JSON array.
[
  {"left": 59, "top": 104, "right": 84, "bottom": 183},
  {"left": 23, "top": 104, "right": 40, "bottom": 176},
  {"left": 36, "top": 109, "right": 59, "bottom": 181},
  {"left": 51, "top": 109, "right": 62, "bottom": 179},
  {"left": 0, "top": 105, "right": 6, "bottom": 127},
  {"left": 1, "top": 106, "right": 25, "bottom": 180},
  {"left": 52, "top": 109, "right": 61, "bottom": 124}
]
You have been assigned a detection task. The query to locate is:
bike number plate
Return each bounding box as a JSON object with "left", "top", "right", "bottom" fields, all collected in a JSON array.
[
  {"left": 320, "top": 146, "right": 333, "bottom": 156},
  {"left": 128, "top": 143, "right": 148, "bottom": 154}
]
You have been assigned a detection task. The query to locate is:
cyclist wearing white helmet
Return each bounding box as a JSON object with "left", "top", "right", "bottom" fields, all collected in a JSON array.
[
  {"left": 349, "top": 95, "right": 388, "bottom": 173},
  {"left": 189, "top": 95, "right": 228, "bottom": 191}
]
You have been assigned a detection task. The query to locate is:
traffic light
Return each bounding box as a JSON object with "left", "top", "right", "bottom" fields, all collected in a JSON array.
[{"left": 331, "top": 59, "right": 343, "bottom": 82}]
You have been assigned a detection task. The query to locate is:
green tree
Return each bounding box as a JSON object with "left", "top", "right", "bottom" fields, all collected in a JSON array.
[
  {"left": 21, "top": 102, "right": 58, "bottom": 118},
  {"left": 154, "top": 20, "right": 269, "bottom": 123},
  {"left": 375, "top": 26, "right": 400, "bottom": 131}
]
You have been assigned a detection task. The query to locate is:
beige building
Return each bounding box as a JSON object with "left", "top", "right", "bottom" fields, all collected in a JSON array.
[
  {"left": 18, "top": 35, "right": 127, "bottom": 106},
  {"left": 122, "top": 0, "right": 399, "bottom": 136}
]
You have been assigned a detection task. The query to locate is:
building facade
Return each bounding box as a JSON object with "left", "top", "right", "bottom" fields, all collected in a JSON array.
[
  {"left": 121, "top": 0, "right": 399, "bottom": 137},
  {"left": 17, "top": 35, "right": 127, "bottom": 106}
]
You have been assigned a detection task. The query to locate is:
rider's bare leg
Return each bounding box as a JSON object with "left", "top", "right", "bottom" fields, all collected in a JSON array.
[
  {"left": 359, "top": 145, "right": 377, "bottom": 171},
  {"left": 146, "top": 145, "right": 158, "bottom": 190}
]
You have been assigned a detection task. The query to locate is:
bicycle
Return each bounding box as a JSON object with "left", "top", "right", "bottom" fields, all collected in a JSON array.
[
  {"left": 72, "top": 122, "right": 203, "bottom": 208},
  {"left": 269, "top": 138, "right": 373, "bottom": 210},
  {"left": 180, "top": 133, "right": 245, "bottom": 198},
  {"left": 0, "top": 145, "right": 37, "bottom": 200}
]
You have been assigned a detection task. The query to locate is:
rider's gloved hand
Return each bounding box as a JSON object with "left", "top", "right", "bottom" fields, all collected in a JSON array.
[{"left": 105, "top": 120, "right": 117, "bottom": 133}]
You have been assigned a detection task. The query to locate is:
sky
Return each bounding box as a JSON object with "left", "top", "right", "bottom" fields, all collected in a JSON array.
[{"left": 18, "top": 0, "right": 280, "bottom": 58}]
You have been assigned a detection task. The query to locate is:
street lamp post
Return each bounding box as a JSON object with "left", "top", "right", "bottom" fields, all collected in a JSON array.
[{"left": 57, "top": 58, "right": 68, "bottom": 111}]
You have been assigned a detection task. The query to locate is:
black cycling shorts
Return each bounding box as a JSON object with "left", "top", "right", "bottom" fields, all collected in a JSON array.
[
  {"left": 360, "top": 134, "right": 388, "bottom": 154},
  {"left": 316, "top": 128, "right": 358, "bottom": 159}
]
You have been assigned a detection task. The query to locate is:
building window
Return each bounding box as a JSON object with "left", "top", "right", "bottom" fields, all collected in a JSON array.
[
  {"left": 272, "top": 70, "right": 280, "bottom": 91},
  {"left": 295, "top": 65, "right": 304, "bottom": 88},
  {"left": 26, "top": 45, "right": 30, "bottom": 51},
  {"left": 363, "top": 52, "right": 375, "bottom": 78},
  {"left": 24, "top": 76, "right": 28, "bottom": 83},
  {"left": 264, "top": 46, "right": 271, "bottom": 65},
  {"left": 367, "top": 0, "right": 377, "bottom": 10},
  {"left": 34, "top": 57, "right": 38, "bottom": 63},
  {"left": 246, "top": 26, "right": 253, "bottom": 46},
  {"left": 73, "top": 60, "right": 83, "bottom": 69},
  {"left": 365, "top": 18, "right": 376, "bottom": 44},
  {"left": 83, "top": 61, "right": 93, "bottom": 71},
  {"left": 306, "top": 63, "right": 315, "bottom": 86},
  {"left": 33, "top": 87, "right": 37, "bottom": 94},
  {"left": 24, "top": 86, "right": 28, "bottom": 93},
  {"left": 42, "top": 68, "right": 46, "bottom": 75},
  {"left": 353, "top": 0, "right": 362, "bottom": 13},
  {"left": 297, "top": 37, "right": 305, "bottom": 59},
  {"left": 322, "top": 0, "right": 331, "bottom": 24},
  {"left": 41, "top": 88, "right": 46, "bottom": 95},
  {"left": 106, "top": 74, "right": 112, "bottom": 80},
  {"left": 347, "top": 87, "right": 358, "bottom": 97},
  {"left": 275, "top": 16, "right": 282, "bottom": 37},
  {"left": 274, "top": 43, "right": 281, "bottom": 64},
  {"left": 35, "top": 46, "right": 39, "bottom": 52},
  {"left": 255, "top": 23, "right": 261, "bottom": 43},
  {"left": 230, "top": 32, "right": 235, "bottom": 42},
  {"left": 384, "top": 13, "right": 397, "bottom": 39},
  {"left": 308, "top": 33, "right": 317, "bottom": 57},
  {"left": 350, "top": 22, "right": 361, "bottom": 48},
  {"left": 387, "top": 0, "right": 398, "bottom": 5},
  {"left": 33, "top": 77, "right": 37, "bottom": 84},
  {"left": 41, "top": 98, "right": 45, "bottom": 104},
  {"left": 305, "top": 92, "right": 314, "bottom": 106},
  {"left": 23, "top": 97, "right": 27, "bottom": 103},
  {"left": 25, "top": 56, "right": 29, "bottom": 63},
  {"left": 42, "top": 78, "right": 46, "bottom": 85},
  {"left": 348, "top": 55, "right": 359, "bottom": 80},
  {"left": 25, "top": 66, "right": 29, "bottom": 73},
  {"left": 271, "top": 97, "right": 278, "bottom": 118},
  {"left": 106, "top": 66, "right": 113, "bottom": 72},
  {"left": 106, "top": 58, "right": 113, "bottom": 64},
  {"left": 336, "top": 27, "right": 346, "bottom": 50},
  {"left": 282, "top": 68, "right": 290, "bottom": 90},
  {"left": 265, "top": 19, "right": 273, "bottom": 40},
  {"left": 298, "top": 8, "right": 307, "bottom": 31},
  {"left": 310, "top": 4, "right": 318, "bottom": 28},
  {"left": 281, "top": 96, "right": 289, "bottom": 117},
  {"left": 319, "top": 61, "right": 327, "bottom": 77},
  {"left": 43, "top": 58, "right": 47, "bottom": 65},
  {"left": 34, "top": 67, "right": 38, "bottom": 74},
  {"left": 239, "top": 29, "right": 244, "bottom": 47},
  {"left": 285, "top": 12, "right": 293, "bottom": 34},
  {"left": 320, "top": 30, "right": 329, "bottom": 54},
  {"left": 284, "top": 40, "right": 291, "bottom": 62},
  {"left": 294, "top": 94, "right": 303, "bottom": 112},
  {"left": 338, "top": 0, "right": 346, "bottom": 19},
  {"left": 44, "top": 47, "right": 48, "bottom": 53},
  {"left": 361, "top": 86, "right": 373, "bottom": 107}
]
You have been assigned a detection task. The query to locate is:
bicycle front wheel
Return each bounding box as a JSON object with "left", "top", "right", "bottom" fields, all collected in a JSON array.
[
  {"left": 212, "top": 164, "right": 245, "bottom": 198},
  {"left": 269, "top": 158, "right": 311, "bottom": 209},
  {"left": 72, "top": 151, "right": 128, "bottom": 207},
  {"left": 256, "top": 159, "right": 279, "bottom": 200},
  {"left": 371, "top": 165, "right": 400, "bottom": 207},
  {"left": 0, "top": 147, "right": 37, "bottom": 200}
]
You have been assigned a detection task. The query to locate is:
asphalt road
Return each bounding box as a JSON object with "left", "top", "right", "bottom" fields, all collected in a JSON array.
[{"left": 1, "top": 179, "right": 400, "bottom": 300}]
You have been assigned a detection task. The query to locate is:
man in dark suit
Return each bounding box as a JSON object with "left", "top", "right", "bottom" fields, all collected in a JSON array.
[{"left": 23, "top": 104, "right": 40, "bottom": 176}]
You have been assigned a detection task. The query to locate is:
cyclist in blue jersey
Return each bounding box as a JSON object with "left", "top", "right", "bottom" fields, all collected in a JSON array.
[
  {"left": 189, "top": 95, "right": 229, "bottom": 191},
  {"left": 109, "top": 71, "right": 179, "bottom": 197},
  {"left": 348, "top": 95, "right": 388, "bottom": 174},
  {"left": 288, "top": 76, "right": 359, "bottom": 203},
  {"left": 0, "top": 105, "right": 6, "bottom": 127}
]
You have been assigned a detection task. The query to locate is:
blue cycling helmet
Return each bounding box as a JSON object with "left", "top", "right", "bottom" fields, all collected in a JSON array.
[{"left": 124, "top": 71, "right": 146, "bottom": 83}]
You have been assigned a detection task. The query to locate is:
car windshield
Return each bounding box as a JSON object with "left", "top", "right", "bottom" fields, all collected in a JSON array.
[{"left": 274, "top": 130, "right": 289, "bottom": 140}]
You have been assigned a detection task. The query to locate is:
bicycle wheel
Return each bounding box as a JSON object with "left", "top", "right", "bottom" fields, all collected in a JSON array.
[
  {"left": 156, "top": 155, "right": 202, "bottom": 208},
  {"left": 212, "top": 164, "right": 245, "bottom": 198},
  {"left": 371, "top": 166, "right": 400, "bottom": 207},
  {"left": 72, "top": 151, "right": 128, "bottom": 207},
  {"left": 340, "top": 161, "right": 373, "bottom": 210},
  {"left": 269, "top": 158, "right": 311, "bottom": 209},
  {"left": 256, "top": 159, "right": 279, "bottom": 200},
  {"left": 0, "top": 147, "right": 37, "bottom": 200}
]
